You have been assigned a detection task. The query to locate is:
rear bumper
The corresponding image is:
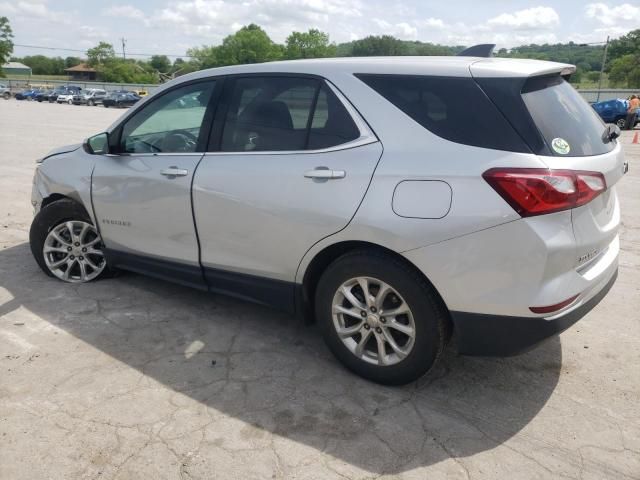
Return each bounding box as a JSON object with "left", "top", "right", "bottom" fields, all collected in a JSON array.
[{"left": 451, "top": 267, "right": 617, "bottom": 356}]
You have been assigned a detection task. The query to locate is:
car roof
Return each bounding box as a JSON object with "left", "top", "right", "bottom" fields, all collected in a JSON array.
[{"left": 174, "top": 56, "right": 574, "bottom": 85}]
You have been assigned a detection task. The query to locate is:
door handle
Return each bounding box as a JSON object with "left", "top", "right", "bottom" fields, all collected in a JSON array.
[
  {"left": 304, "top": 167, "right": 346, "bottom": 180},
  {"left": 160, "top": 166, "right": 189, "bottom": 177}
]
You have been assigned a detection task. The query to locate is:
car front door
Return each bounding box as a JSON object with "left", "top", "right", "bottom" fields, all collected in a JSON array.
[
  {"left": 91, "top": 79, "right": 218, "bottom": 288},
  {"left": 192, "top": 75, "right": 382, "bottom": 309}
]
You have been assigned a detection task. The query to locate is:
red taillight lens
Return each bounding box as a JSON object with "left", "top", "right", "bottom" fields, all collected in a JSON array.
[
  {"left": 529, "top": 294, "right": 579, "bottom": 314},
  {"left": 483, "top": 168, "right": 606, "bottom": 217}
]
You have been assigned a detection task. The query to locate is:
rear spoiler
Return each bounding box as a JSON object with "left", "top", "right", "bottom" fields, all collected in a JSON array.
[
  {"left": 457, "top": 44, "right": 495, "bottom": 58},
  {"left": 470, "top": 59, "right": 576, "bottom": 79}
]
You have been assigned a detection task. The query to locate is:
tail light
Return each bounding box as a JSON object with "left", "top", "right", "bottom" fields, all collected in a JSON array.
[{"left": 483, "top": 168, "right": 606, "bottom": 217}]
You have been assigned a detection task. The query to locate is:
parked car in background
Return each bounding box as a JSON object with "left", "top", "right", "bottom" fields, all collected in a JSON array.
[
  {"left": 15, "top": 88, "right": 43, "bottom": 100},
  {"left": 29, "top": 53, "right": 625, "bottom": 384},
  {"left": 49, "top": 85, "right": 82, "bottom": 103},
  {"left": 103, "top": 91, "right": 140, "bottom": 108},
  {"left": 0, "top": 83, "right": 10, "bottom": 100},
  {"left": 592, "top": 98, "right": 639, "bottom": 129},
  {"left": 72, "top": 88, "right": 107, "bottom": 106},
  {"left": 35, "top": 89, "right": 54, "bottom": 102}
]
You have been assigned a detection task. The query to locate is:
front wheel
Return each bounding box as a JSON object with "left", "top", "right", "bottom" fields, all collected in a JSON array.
[
  {"left": 616, "top": 118, "right": 627, "bottom": 129},
  {"left": 315, "top": 250, "right": 447, "bottom": 385},
  {"left": 30, "top": 199, "right": 110, "bottom": 283},
  {"left": 2, "top": 92, "right": 9, "bottom": 100},
  {"left": 88, "top": 99, "right": 95, "bottom": 106}
]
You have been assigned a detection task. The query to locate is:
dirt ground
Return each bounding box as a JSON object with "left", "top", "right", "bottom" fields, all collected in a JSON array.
[{"left": 1, "top": 100, "right": 639, "bottom": 480}]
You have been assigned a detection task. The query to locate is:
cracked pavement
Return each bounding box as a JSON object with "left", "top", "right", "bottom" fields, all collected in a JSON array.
[{"left": 1, "top": 101, "right": 639, "bottom": 479}]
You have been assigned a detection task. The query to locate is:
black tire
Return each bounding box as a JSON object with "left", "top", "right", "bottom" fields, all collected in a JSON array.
[
  {"left": 29, "top": 199, "right": 113, "bottom": 281},
  {"left": 88, "top": 99, "right": 94, "bottom": 106},
  {"left": 2, "top": 92, "right": 9, "bottom": 100},
  {"left": 315, "top": 250, "right": 447, "bottom": 385}
]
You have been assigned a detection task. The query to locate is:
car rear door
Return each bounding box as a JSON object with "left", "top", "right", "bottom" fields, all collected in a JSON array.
[
  {"left": 474, "top": 69, "right": 626, "bottom": 274},
  {"left": 192, "top": 75, "right": 381, "bottom": 309},
  {"left": 516, "top": 76, "right": 625, "bottom": 272},
  {"left": 91, "top": 79, "right": 219, "bottom": 288}
]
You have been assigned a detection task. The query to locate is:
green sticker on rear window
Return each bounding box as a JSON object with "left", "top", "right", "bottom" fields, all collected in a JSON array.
[{"left": 551, "top": 137, "right": 570, "bottom": 155}]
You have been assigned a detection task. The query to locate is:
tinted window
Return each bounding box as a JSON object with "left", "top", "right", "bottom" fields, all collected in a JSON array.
[
  {"left": 307, "top": 85, "right": 361, "bottom": 150},
  {"left": 522, "top": 76, "right": 613, "bottom": 157},
  {"left": 221, "top": 77, "right": 317, "bottom": 152},
  {"left": 120, "top": 81, "right": 215, "bottom": 154},
  {"left": 220, "top": 77, "right": 361, "bottom": 152},
  {"left": 356, "top": 74, "right": 529, "bottom": 153}
]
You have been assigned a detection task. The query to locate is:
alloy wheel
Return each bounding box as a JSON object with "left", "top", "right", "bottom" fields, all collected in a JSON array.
[
  {"left": 43, "top": 221, "right": 106, "bottom": 283},
  {"left": 332, "top": 276, "right": 416, "bottom": 366}
]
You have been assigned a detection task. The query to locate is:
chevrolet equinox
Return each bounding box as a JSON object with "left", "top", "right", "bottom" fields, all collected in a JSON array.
[{"left": 30, "top": 51, "right": 625, "bottom": 384}]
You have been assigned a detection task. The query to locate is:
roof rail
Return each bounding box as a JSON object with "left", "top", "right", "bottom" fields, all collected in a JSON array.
[{"left": 457, "top": 44, "right": 496, "bottom": 58}]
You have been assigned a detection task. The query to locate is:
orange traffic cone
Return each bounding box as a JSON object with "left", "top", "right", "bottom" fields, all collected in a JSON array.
[{"left": 633, "top": 131, "right": 639, "bottom": 144}]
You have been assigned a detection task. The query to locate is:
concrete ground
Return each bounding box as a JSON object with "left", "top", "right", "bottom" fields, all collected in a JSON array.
[{"left": 0, "top": 100, "right": 639, "bottom": 480}]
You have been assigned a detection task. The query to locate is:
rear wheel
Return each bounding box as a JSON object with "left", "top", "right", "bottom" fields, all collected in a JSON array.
[
  {"left": 2, "top": 92, "right": 9, "bottom": 100},
  {"left": 30, "top": 199, "right": 111, "bottom": 283},
  {"left": 315, "top": 250, "right": 447, "bottom": 385}
]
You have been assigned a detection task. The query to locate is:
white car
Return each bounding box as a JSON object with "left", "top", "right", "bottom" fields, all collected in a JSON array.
[
  {"left": 56, "top": 91, "right": 79, "bottom": 104},
  {"left": 29, "top": 46, "right": 625, "bottom": 384}
]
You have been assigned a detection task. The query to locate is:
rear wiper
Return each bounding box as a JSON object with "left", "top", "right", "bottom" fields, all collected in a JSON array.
[{"left": 602, "top": 124, "right": 621, "bottom": 144}]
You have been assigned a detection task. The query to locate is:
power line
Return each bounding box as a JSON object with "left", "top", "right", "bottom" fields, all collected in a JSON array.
[{"left": 13, "top": 43, "right": 194, "bottom": 58}]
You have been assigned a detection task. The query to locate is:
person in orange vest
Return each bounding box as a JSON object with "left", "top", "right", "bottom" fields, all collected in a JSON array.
[{"left": 626, "top": 95, "right": 640, "bottom": 130}]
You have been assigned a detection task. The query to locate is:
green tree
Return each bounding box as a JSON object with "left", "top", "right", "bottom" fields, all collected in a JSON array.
[
  {"left": 186, "top": 45, "right": 219, "bottom": 69},
  {"left": 216, "top": 24, "right": 282, "bottom": 66},
  {"left": 586, "top": 71, "right": 601, "bottom": 83},
  {"left": 349, "top": 35, "right": 408, "bottom": 56},
  {"left": 99, "top": 60, "right": 156, "bottom": 83},
  {"left": 150, "top": 55, "right": 171, "bottom": 73},
  {"left": 0, "top": 16, "right": 14, "bottom": 76},
  {"left": 608, "top": 54, "right": 640, "bottom": 88},
  {"left": 608, "top": 29, "right": 640, "bottom": 63},
  {"left": 284, "top": 29, "right": 336, "bottom": 59},
  {"left": 87, "top": 42, "right": 116, "bottom": 66},
  {"left": 22, "top": 55, "right": 66, "bottom": 75},
  {"left": 65, "top": 56, "right": 82, "bottom": 69}
]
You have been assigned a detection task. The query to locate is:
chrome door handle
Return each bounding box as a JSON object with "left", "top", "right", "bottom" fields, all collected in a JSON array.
[
  {"left": 304, "top": 167, "right": 346, "bottom": 180},
  {"left": 160, "top": 167, "right": 189, "bottom": 177}
]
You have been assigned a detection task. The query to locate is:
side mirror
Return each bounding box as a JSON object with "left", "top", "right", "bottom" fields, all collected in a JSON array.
[
  {"left": 84, "top": 132, "right": 109, "bottom": 154},
  {"left": 602, "top": 124, "right": 621, "bottom": 144}
]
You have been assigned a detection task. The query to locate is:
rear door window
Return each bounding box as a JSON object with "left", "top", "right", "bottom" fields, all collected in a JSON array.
[
  {"left": 219, "top": 77, "right": 361, "bottom": 152},
  {"left": 356, "top": 74, "right": 529, "bottom": 153},
  {"left": 521, "top": 75, "right": 614, "bottom": 157}
]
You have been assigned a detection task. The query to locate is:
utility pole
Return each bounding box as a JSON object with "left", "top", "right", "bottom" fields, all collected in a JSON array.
[
  {"left": 121, "top": 38, "right": 127, "bottom": 60},
  {"left": 596, "top": 36, "right": 610, "bottom": 103}
]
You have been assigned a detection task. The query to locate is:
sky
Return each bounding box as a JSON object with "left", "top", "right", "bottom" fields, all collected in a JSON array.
[{"left": 2, "top": 0, "right": 640, "bottom": 59}]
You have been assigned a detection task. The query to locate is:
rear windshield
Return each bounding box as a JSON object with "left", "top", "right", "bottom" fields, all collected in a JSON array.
[
  {"left": 356, "top": 74, "right": 529, "bottom": 153},
  {"left": 522, "top": 76, "right": 613, "bottom": 157}
]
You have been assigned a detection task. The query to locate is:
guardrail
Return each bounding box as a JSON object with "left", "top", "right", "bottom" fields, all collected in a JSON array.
[{"left": 578, "top": 89, "right": 638, "bottom": 103}]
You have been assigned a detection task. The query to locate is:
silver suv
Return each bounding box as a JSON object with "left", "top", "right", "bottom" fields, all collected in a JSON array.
[
  {"left": 30, "top": 53, "right": 625, "bottom": 384},
  {"left": 0, "top": 83, "right": 10, "bottom": 100}
]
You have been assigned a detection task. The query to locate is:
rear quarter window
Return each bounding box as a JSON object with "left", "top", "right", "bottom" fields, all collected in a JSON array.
[{"left": 355, "top": 74, "right": 530, "bottom": 153}]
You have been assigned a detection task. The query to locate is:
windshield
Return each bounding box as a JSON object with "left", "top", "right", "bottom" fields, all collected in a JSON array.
[{"left": 522, "top": 76, "right": 614, "bottom": 157}]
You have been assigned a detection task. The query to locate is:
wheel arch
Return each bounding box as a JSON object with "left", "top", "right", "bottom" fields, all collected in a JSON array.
[
  {"left": 298, "top": 240, "right": 452, "bottom": 335},
  {"left": 40, "top": 194, "right": 93, "bottom": 223}
]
